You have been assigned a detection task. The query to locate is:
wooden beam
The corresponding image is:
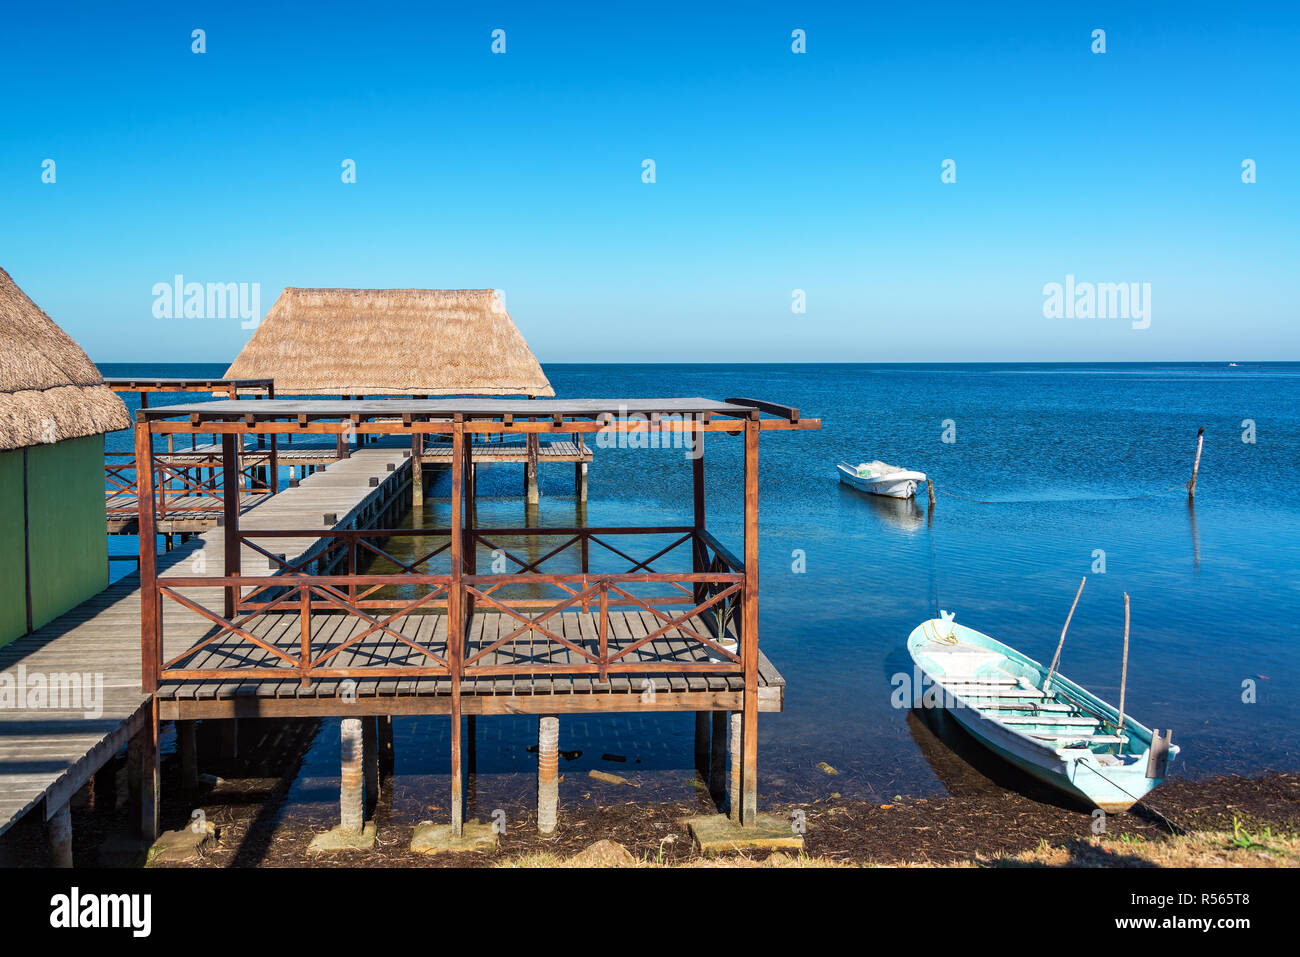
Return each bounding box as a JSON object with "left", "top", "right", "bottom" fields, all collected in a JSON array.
[
  {"left": 740, "top": 416, "right": 760, "bottom": 826},
  {"left": 136, "top": 419, "right": 159, "bottom": 693}
]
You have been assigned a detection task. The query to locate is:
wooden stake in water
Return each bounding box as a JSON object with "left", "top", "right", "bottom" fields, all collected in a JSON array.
[
  {"left": 1187, "top": 427, "right": 1205, "bottom": 501},
  {"left": 926, "top": 478, "right": 936, "bottom": 509},
  {"left": 1116, "top": 593, "right": 1131, "bottom": 743},
  {"left": 1044, "top": 577, "right": 1086, "bottom": 692}
]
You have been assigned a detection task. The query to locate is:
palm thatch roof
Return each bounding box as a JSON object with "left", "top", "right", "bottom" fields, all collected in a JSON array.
[
  {"left": 0, "top": 267, "right": 130, "bottom": 452},
  {"left": 223, "top": 288, "right": 554, "bottom": 396}
]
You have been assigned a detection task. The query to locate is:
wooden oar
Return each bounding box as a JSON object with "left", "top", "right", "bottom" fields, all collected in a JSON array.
[
  {"left": 1043, "top": 577, "right": 1086, "bottom": 692},
  {"left": 1115, "top": 592, "right": 1131, "bottom": 749}
]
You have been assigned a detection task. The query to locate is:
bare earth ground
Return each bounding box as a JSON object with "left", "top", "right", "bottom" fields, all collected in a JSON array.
[{"left": 1, "top": 718, "right": 1296, "bottom": 868}]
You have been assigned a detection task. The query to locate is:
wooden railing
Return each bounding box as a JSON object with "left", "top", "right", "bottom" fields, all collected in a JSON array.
[
  {"left": 147, "top": 526, "right": 747, "bottom": 689},
  {"left": 106, "top": 451, "right": 273, "bottom": 517}
]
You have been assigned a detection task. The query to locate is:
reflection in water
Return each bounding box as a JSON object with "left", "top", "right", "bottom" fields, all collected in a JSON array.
[
  {"left": 1187, "top": 501, "right": 1200, "bottom": 573},
  {"left": 906, "top": 709, "right": 1088, "bottom": 811},
  {"left": 837, "top": 483, "right": 927, "bottom": 534}
]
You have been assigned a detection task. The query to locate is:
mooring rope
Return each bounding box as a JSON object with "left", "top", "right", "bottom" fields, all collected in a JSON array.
[
  {"left": 932, "top": 482, "right": 1187, "bottom": 505},
  {"left": 1073, "top": 759, "right": 1183, "bottom": 835}
]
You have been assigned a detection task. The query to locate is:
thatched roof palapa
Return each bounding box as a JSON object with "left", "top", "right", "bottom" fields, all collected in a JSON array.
[
  {"left": 0, "top": 267, "right": 130, "bottom": 452},
  {"left": 224, "top": 288, "right": 554, "bottom": 396}
]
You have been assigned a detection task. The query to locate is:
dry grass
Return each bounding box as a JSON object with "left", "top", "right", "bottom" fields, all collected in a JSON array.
[
  {"left": 492, "top": 820, "right": 1300, "bottom": 869},
  {"left": 224, "top": 287, "right": 553, "bottom": 396},
  {"left": 0, "top": 265, "right": 130, "bottom": 449}
]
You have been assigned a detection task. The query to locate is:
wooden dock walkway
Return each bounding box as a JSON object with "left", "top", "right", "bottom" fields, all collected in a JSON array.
[{"left": 0, "top": 447, "right": 412, "bottom": 838}]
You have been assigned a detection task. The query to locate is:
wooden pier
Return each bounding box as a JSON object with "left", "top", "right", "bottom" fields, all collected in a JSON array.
[
  {"left": 4, "top": 394, "right": 818, "bottom": 861},
  {"left": 132, "top": 396, "right": 817, "bottom": 841}
]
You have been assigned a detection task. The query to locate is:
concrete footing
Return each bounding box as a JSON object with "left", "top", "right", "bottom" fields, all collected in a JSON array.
[
  {"left": 147, "top": 821, "right": 215, "bottom": 864},
  {"left": 411, "top": 820, "right": 497, "bottom": 855},
  {"left": 308, "top": 822, "right": 376, "bottom": 854},
  {"left": 684, "top": 814, "right": 803, "bottom": 856}
]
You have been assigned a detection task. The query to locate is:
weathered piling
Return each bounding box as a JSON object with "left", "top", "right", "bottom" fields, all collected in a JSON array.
[
  {"left": 525, "top": 432, "right": 540, "bottom": 504},
  {"left": 362, "top": 716, "right": 379, "bottom": 812},
  {"left": 47, "top": 800, "right": 72, "bottom": 867},
  {"left": 694, "top": 712, "right": 710, "bottom": 777},
  {"left": 537, "top": 715, "right": 560, "bottom": 834},
  {"left": 178, "top": 720, "right": 199, "bottom": 790},
  {"left": 339, "top": 718, "right": 365, "bottom": 833},
  {"left": 926, "top": 478, "right": 935, "bottom": 508},
  {"left": 728, "top": 711, "right": 742, "bottom": 820},
  {"left": 1187, "top": 427, "right": 1205, "bottom": 501},
  {"left": 710, "top": 711, "right": 727, "bottom": 805}
]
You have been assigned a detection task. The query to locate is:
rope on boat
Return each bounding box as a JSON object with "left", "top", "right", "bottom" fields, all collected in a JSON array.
[
  {"left": 1073, "top": 759, "right": 1183, "bottom": 835},
  {"left": 932, "top": 483, "right": 1187, "bottom": 505}
]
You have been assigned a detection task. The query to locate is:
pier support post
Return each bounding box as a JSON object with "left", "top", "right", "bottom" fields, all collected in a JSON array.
[
  {"left": 728, "top": 711, "right": 742, "bottom": 821},
  {"left": 537, "top": 715, "right": 559, "bottom": 834},
  {"left": 47, "top": 800, "right": 73, "bottom": 867},
  {"left": 127, "top": 713, "right": 160, "bottom": 841},
  {"left": 179, "top": 720, "right": 199, "bottom": 790},
  {"left": 574, "top": 460, "right": 587, "bottom": 502},
  {"left": 378, "top": 715, "right": 394, "bottom": 776},
  {"left": 340, "top": 718, "right": 365, "bottom": 833},
  {"left": 740, "top": 415, "right": 760, "bottom": 826},
  {"left": 694, "top": 712, "right": 710, "bottom": 778},
  {"left": 710, "top": 711, "right": 727, "bottom": 806},
  {"left": 362, "top": 716, "right": 380, "bottom": 812},
  {"left": 411, "top": 434, "right": 423, "bottom": 507},
  {"left": 525, "top": 432, "right": 540, "bottom": 505}
]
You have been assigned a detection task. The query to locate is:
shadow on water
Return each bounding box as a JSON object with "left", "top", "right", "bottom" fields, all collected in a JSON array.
[{"left": 906, "top": 708, "right": 1093, "bottom": 813}]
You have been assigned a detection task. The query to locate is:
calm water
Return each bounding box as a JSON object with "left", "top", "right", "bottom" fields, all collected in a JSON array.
[{"left": 102, "top": 362, "right": 1300, "bottom": 817}]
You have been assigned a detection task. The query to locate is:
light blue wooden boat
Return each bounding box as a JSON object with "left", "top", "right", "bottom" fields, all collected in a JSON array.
[{"left": 906, "top": 614, "right": 1178, "bottom": 812}]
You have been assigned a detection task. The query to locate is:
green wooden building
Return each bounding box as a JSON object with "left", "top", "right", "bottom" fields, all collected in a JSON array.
[{"left": 0, "top": 267, "right": 130, "bottom": 648}]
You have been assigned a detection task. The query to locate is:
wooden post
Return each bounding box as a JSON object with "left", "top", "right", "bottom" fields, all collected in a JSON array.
[
  {"left": 525, "top": 430, "right": 540, "bottom": 505},
  {"left": 128, "top": 705, "right": 159, "bottom": 841},
  {"left": 449, "top": 418, "right": 465, "bottom": 836},
  {"left": 710, "top": 711, "right": 726, "bottom": 806},
  {"left": 136, "top": 418, "right": 160, "bottom": 693},
  {"left": 362, "top": 716, "right": 379, "bottom": 812},
  {"left": 222, "top": 433, "right": 240, "bottom": 620},
  {"left": 179, "top": 719, "right": 199, "bottom": 790},
  {"left": 927, "top": 478, "right": 936, "bottom": 509},
  {"left": 1117, "top": 592, "right": 1131, "bottom": 739},
  {"left": 340, "top": 717, "right": 365, "bottom": 834},
  {"left": 739, "top": 415, "right": 760, "bottom": 825},
  {"left": 378, "top": 715, "right": 395, "bottom": 776},
  {"left": 1044, "top": 577, "right": 1086, "bottom": 693},
  {"left": 537, "top": 714, "right": 559, "bottom": 834},
  {"left": 574, "top": 460, "right": 587, "bottom": 502},
  {"left": 1187, "top": 427, "right": 1205, "bottom": 501},
  {"left": 47, "top": 799, "right": 72, "bottom": 867},
  {"left": 694, "top": 712, "right": 710, "bottom": 777},
  {"left": 268, "top": 382, "right": 279, "bottom": 493},
  {"left": 411, "top": 433, "right": 423, "bottom": 507}
]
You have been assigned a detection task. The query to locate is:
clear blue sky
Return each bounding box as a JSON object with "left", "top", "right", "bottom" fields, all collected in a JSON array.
[{"left": 2, "top": 1, "right": 1296, "bottom": 362}]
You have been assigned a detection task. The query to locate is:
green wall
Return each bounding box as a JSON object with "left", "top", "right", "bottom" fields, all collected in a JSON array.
[
  {"left": 0, "top": 435, "right": 108, "bottom": 648},
  {"left": 0, "top": 450, "right": 25, "bottom": 644}
]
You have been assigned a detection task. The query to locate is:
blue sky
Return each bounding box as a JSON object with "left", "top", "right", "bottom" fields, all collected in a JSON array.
[{"left": 1, "top": 1, "right": 1296, "bottom": 362}]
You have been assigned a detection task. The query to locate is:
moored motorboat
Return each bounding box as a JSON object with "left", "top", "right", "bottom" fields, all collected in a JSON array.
[
  {"left": 905, "top": 614, "right": 1177, "bottom": 812},
  {"left": 837, "top": 460, "right": 926, "bottom": 499}
]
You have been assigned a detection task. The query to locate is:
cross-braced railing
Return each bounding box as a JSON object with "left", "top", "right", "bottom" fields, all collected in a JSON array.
[
  {"left": 106, "top": 450, "right": 272, "bottom": 517},
  {"left": 145, "top": 525, "right": 747, "bottom": 691}
]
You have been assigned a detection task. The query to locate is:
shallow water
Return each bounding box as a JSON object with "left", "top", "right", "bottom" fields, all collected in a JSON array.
[{"left": 104, "top": 362, "right": 1300, "bottom": 813}]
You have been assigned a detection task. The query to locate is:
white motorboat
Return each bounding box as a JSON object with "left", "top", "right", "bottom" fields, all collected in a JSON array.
[{"left": 837, "top": 460, "right": 927, "bottom": 499}]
